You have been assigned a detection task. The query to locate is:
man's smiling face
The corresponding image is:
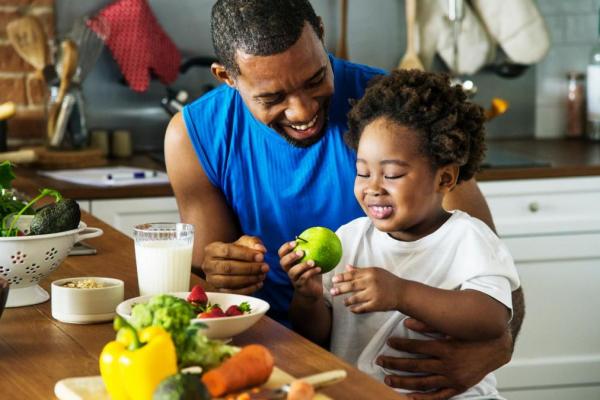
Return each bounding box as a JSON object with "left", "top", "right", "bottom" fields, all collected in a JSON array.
[{"left": 225, "top": 23, "right": 334, "bottom": 147}]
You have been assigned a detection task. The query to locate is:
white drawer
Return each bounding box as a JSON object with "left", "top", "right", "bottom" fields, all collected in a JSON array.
[
  {"left": 479, "top": 177, "right": 600, "bottom": 236},
  {"left": 504, "top": 232, "right": 600, "bottom": 261},
  {"left": 497, "top": 256, "right": 600, "bottom": 389}
]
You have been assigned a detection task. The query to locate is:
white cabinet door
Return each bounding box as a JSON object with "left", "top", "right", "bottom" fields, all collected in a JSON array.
[
  {"left": 479, "top": 177, "right": 600, "bottom": 398},
  {"left": 90, "top": 197, "right": 179, "bottom": 237}
]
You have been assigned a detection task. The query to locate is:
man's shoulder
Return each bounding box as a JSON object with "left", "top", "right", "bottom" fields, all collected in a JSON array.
[
  {"left": 329, "top": 55, "right": 387, "bottom": 121},
  {"left": 186, "top": 84, "right": 237, "bottom": 112},
  {"left": 330, "top": 55, "right": 387, "bottom": 90},
  {"left": 183, "top": 84, "right": 243, "bottom": 142},
  {"left": 331, "top": 55, "right": 386, "bottom": 79}
]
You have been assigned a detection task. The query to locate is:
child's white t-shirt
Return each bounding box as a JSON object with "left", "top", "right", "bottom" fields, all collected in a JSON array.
[{"left": 323, "top": 210, "right": 520, "bottom": 399}]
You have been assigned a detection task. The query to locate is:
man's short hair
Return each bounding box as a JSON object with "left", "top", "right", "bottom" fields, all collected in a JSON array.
[{"left": 211, "top": 0, "right": 323, "bottom": 77}]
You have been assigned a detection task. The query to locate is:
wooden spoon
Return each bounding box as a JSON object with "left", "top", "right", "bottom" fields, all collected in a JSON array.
[
  {"left": 335, "top": 0, "right": 349, "bottom": 60},
  {"left": 397, "top": 0, "right": 424, "bottom": 71},
  {"left": 47, "top": 39, "right": 79, "bottom": 142},
  {"left": 6, "top": 16, "right": 48, "bottom": 75}
]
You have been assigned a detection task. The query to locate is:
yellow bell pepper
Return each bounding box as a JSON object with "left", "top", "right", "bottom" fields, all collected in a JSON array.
[{"left": 100, "top": 316, "right": 178, "bottom": 400}]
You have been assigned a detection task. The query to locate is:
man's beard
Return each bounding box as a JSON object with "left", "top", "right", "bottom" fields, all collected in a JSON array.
[{"left": 270, "top": 103, "right": 330, "bottom": 148}]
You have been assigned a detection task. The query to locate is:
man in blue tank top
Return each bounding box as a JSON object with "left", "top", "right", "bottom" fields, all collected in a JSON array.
[{"left": 165, "top": 0, "right": 524, "bottom": 398}]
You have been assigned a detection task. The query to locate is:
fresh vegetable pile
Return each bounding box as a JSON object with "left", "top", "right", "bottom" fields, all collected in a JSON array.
[
  {"left": 0, "top": 161, "right": 80, "bottom": 237},
  {"left": 102, "top": 290, "right": 274, "bottom": 400},
  {"left": 129, "top": 293, "right": 237, "bottom": 369},
  {"left": 187, "top": 285, "right": 252, "bottom": 318}
]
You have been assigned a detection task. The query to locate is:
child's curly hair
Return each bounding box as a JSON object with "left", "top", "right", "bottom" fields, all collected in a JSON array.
[{"left": 346, "top": 69, "right": 486, "bottom": 183}]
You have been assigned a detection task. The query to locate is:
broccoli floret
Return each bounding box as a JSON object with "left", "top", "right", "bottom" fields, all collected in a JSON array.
[
  {"left": 130, "top": 295, "right": 196, "bottom": 357},
  {"left": 153, "top": 373, "right": 210, "bottom": 400},
  {"left": 29, "top": 198, "right": 80, "bottom": 235}
]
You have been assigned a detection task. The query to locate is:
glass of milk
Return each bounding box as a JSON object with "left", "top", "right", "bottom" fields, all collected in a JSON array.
[{"left": 133, "top": 223, "right": 194, "bottom": 296}]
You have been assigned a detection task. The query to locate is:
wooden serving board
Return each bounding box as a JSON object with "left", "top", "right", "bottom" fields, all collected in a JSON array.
[
  {"left": 54, "top": 367, "right": 332, "bottom": 400},
  {"left": 32, "top": 146, "right": 108, "bottom": 169}
]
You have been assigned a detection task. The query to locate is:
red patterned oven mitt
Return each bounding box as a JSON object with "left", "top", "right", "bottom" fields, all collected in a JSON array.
[{"left": 89, "top": 0, "right": 181, "bottom": 92}]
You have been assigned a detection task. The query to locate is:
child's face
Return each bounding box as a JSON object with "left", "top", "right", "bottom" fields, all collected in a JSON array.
[{"left": 354, "top": 117, "right": 452, "bottom": 241}]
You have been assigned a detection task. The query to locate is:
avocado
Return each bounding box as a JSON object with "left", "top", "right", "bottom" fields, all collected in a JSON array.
[
  {"left": 29, "top": 198, "right": 80, "bottom": 235},
  {"left": 153, "top": 373, "right": 210, "bottom": 400}
]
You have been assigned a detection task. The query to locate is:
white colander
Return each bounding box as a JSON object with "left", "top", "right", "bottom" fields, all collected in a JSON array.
[{"left": 0, "top": 215, "right": 103, "bottom": 307}]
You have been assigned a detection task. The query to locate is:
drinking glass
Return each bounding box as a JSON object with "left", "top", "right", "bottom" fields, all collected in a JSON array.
[{"left": 133, "top": 223, "right": 194, "bottom": 296}]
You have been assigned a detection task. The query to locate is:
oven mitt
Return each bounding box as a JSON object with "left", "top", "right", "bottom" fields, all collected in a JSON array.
[
  {"left": 416, "top": 0, "right": 493, "bottom": 75},
  {"left": 89, "top": 0, "right": 181, "bottom": 92},
  {"left": 471, "top": 0, "right": 550, "bottom": 65}
]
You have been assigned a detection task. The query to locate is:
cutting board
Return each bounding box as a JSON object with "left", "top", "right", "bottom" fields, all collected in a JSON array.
[
  {"left": 33, "top": 146, "right": 107, "bottom": 169},
  {"left": 0, "top": 147, "right": 108, "bottom": 169},
  {"left": 54, "top": 367, "right": 332, "bottom": 400}
]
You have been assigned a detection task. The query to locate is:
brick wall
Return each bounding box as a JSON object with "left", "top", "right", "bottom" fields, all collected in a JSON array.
[{"left": 0, "top": 0, "right": 54, "bottom": 145}]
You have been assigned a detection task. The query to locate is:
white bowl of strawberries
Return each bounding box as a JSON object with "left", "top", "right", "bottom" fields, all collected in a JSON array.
[
  {"left": 188, "top": 285, "right": 270, "bottom": 339},
  {"left": 116, "top": 285, "right": 270, "bottom": 340}
]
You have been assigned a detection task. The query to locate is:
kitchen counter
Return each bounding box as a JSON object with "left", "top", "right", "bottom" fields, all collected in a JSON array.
[
  {"left": 478, "top": 138, "right": 600, "bottom": 181},
  {"left": 12, "top": 155, "right": 173, "bottom": 200},
  {"left": 10, "top": 139, "right": 600, "bottom": 200},
  {"left": 0, "top": 213, "right": 403, "bottom": 399}
]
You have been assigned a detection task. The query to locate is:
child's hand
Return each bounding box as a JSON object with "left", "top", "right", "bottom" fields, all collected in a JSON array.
[
  {"left": 279, "top": 240, "right": 323, "bottom": 301},
  {"left": 330, "top": 265, "right": 400, "bottom": 313}
]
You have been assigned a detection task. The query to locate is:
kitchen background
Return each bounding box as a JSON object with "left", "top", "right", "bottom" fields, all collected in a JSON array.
[{"left": 1, "top": 0, "right": 600, "bottom": 152}]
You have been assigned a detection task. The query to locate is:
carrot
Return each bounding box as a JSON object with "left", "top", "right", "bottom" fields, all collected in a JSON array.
[
  {"left": 287, "top": 380, "right": 315, "bottom": 400},
  {"left": 201, "top": 344, "right": 275, "bottom": 397}
]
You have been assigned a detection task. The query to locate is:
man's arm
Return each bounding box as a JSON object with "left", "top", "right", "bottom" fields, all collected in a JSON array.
[
  {"left": 443, "top": 178, "right": 495, "bottom": 232},
  {"left": 164, "top": 112, "right": 241, "bottom": 276},
  {"left": 510, "top": 287, "right": 525, "bottom": 345}
]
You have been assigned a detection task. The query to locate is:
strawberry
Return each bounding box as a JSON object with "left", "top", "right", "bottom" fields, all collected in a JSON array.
[
  {"left": 197, "top": 305, "right": 225, "bottom": 319},
  {"left": 187, "top": 284, "right": 208, "bottom": 306},
  {"left": 225, "top": 305, "right": 243, "bottom": 316},
  {"left": 225, "top": 301, "right": 252, "bottom": 316}
]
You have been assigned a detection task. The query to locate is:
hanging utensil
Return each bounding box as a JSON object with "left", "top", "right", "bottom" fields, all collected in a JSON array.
[
  {"left": 6, "top": 15, "right": 57, "bottom": 85},
  {"left": 447, "top": 0, "right": 477, "bottom": 96},
  {"left": 6, "top": 16, "right": 47, "bottom": 73},
  {"left": 335, "top": 0, "right": 349, "bottom": 60},
  {"left": 397, "top": 0, "right": 424, "bottom": 70},
  {"left": 47, "top": 39, "right": 79, "bottom": 143},
  {"left": 70, "top": 16, "right": 110, "bottom": 84}
]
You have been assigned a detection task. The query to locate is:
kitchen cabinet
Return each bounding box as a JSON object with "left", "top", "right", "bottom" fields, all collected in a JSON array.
[
  {"left": 88, "top": 197, "right": 179, "bottom": 238},
  {"left": 479, "top": 176, "right": 600, "bottom": 399}
]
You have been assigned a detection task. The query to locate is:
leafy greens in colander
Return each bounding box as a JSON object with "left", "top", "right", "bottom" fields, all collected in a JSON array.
[{"left": 0, "top": 161, "right": 63, "bottom": 237}]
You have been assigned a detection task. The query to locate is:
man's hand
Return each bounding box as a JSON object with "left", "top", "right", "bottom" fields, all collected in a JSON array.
[
  {"left": 377, "top": 319, "right": 512, "bottom": 400},
  {"left": 202, "top": 235, "right": 269, "bottom": 295}
]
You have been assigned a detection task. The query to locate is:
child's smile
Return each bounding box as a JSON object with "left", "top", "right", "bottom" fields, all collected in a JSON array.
[{"left": 354, "top": 117, "right": 452, "bottom": 241}]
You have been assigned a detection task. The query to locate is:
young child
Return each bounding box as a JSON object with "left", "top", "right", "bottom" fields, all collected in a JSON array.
[{"left": 279, "top": 70, "right": 520, "bottom": 399}]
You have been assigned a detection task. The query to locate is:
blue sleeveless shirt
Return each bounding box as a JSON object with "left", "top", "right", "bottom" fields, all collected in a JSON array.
[{"left": 183, "top": 55, "right": 385, "bottom": 325}]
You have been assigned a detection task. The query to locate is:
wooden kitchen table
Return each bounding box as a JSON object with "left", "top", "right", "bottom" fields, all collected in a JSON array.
[{"left": 0, "top": 213, "right": 404, "bottom": 399}]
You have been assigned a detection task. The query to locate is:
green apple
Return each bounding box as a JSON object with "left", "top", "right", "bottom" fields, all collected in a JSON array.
[{"left": 294, "top": 226, "right": 342, "bottom": 273}]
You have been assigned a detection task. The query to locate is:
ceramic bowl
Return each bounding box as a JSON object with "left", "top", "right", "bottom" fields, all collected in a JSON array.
[
  {"left": 116, "top": 291, "right": 270, "bottom": 340},
  {"left": 51, "top": 277, "right": 124, "bottom": 324}
]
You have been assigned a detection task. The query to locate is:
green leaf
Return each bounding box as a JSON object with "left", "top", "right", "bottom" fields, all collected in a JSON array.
[
  {"left": 2, "top": 187, "right": 63, "bottom": 236},
  {"left": 0, "top": 161, "right": 15, "bottom": 189},
  {"left": 238, "top": 301, "right": 251, "bottom": 313},
  {"left": 39, "top": 188, "right": 62, "bottom": 202}
]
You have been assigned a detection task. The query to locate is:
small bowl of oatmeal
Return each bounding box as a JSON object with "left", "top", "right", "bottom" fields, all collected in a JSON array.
[{"left": 51, "top": 277, "right": 124, "bottom": 324}]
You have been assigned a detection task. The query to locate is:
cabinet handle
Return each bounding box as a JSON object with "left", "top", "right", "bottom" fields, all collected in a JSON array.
[{"left": 528, "top": 201, "right": 540, "bottom": 213}]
